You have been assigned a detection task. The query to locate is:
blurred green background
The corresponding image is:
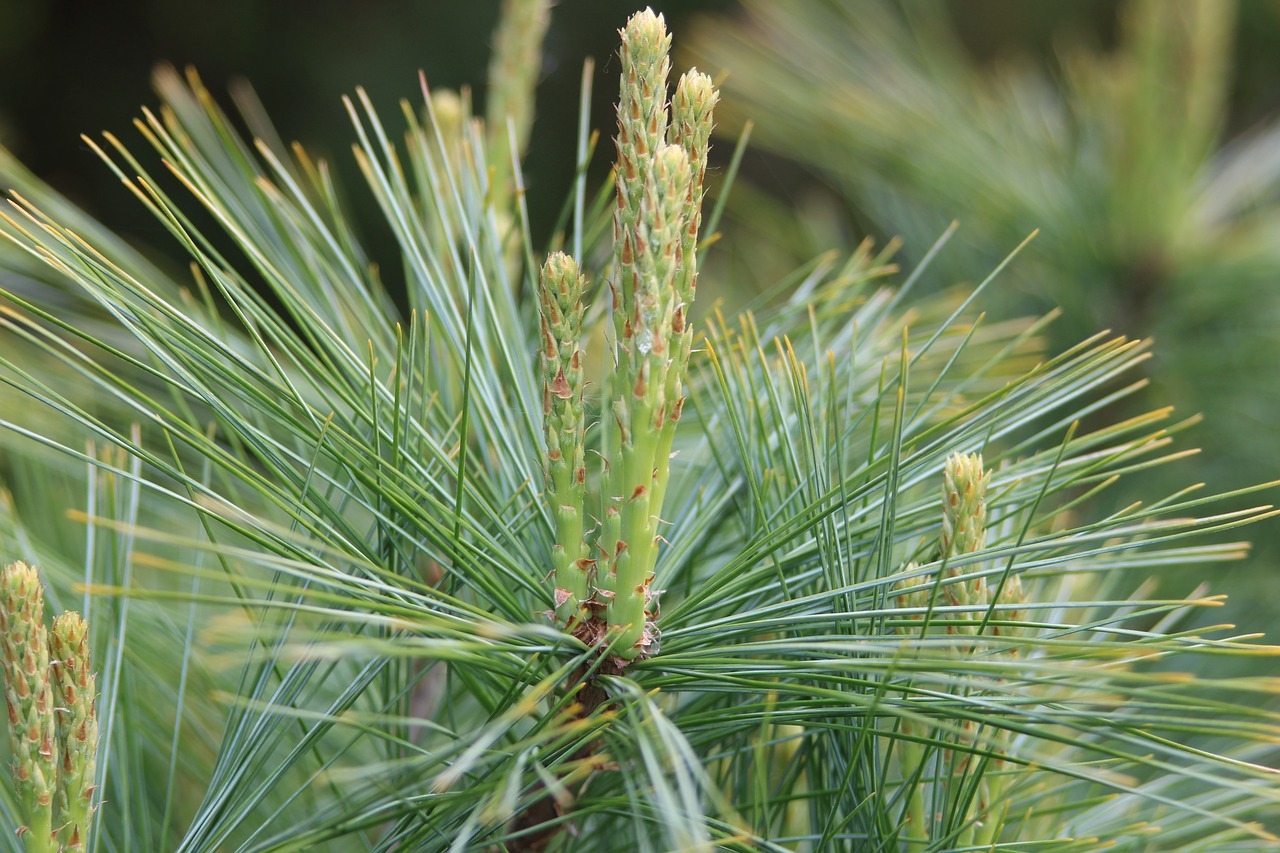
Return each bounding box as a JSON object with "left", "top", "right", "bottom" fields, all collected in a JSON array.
[
  {"left": 685, "top": 0, "right": 1280, "bottom": 645},
  {"left": 3, "top": 0, "right": 1279, "bottom": 635}
]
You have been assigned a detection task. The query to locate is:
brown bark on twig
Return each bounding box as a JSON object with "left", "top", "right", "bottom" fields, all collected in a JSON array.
[{"left": 505, "top": 664, "right": 613, "bottom": 851}]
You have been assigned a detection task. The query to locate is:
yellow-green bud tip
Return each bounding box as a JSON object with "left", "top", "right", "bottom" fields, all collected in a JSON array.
[
  {"left": 673, "top": 69, "right": 719, "bottom": 115},
  {"left": 623, "top": 8, "right": 668, "bottom": 50},
  {"left": 542, "top": 251, "right": 581, "bottom": 284},
  {"left": 941, "top": 451, "right": 990, "bottom": 558},
  {"left": 51, "top": 612, "right": 87, "bottom": 646},
  {"left": 2, "top": 561, "right": 40, "bottom": 594}
]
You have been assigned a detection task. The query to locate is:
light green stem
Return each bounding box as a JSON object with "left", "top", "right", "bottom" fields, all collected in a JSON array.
[
  {"left": 973, "top": 755, "right": 1008, "bottom": 847},
  {"left": 537, "top": 253, "right": 590, "bottom": 626},
  {"left": 607, "top": 394, "right": 662, "bottom": 653},
  {"left": 901, "top": 734, "right": 929, "bottom": 847},
  {"left": 605, "top": 144, "right": 690, "bottom": 658}
]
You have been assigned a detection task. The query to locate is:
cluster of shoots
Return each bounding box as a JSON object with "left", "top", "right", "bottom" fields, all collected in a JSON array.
[
  {"left": 892, "top": 453, "right": 1026, "bottom": 847},
  {"left": 537, "top": 8, "right": 718, "bottom": 663},
  {"left": 0, "top": 562, "right": 99, "bottom": 852}
]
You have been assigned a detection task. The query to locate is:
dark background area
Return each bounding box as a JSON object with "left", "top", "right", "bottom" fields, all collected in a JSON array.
[
  {"left": 2, "top": 1, "right": 1280, "bottom": 282},
  {"left": 0, "top": 0, "right": 729, "bottom": 268}
]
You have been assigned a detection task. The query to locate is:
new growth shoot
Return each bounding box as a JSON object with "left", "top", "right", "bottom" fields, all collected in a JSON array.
[
  {"left": 0, "top": 562, "right": 100, "bottom": 852},
  {"left": 536, "top": 8, "right": 718, "bottom": 663}
]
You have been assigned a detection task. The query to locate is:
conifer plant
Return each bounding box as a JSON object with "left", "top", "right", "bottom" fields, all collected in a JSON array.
[{"left": 0, "top": 4, "right": 1276, "bottom": 851}]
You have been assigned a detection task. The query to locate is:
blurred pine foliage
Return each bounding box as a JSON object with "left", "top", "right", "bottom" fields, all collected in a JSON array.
[{"left": 689, "top": 0, "right": 1280, "bottom": 633}]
